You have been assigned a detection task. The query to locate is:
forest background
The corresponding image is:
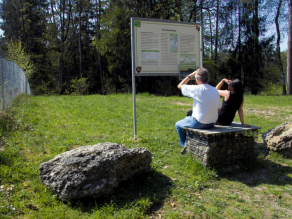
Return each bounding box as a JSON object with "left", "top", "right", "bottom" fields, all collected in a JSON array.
[{"left": 0, "top": 0, "right": 289, "bottom": 96}]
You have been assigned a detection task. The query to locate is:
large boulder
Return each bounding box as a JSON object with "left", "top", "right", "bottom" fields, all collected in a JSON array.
[
  {"left": 39, "top": 142, "right": 152, "bottom": 200},
  {"left": 262, "top": 122, "right": 292, "bottom": 157}
]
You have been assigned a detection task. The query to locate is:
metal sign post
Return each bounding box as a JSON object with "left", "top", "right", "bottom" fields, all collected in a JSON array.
[{"left": 131, "top": 18, "right": 137, "bottom": 137}]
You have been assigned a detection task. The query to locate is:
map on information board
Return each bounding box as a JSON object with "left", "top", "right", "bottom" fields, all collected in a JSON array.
[{"left": 132, "top": 18, "right": 202, "bottom": 75}]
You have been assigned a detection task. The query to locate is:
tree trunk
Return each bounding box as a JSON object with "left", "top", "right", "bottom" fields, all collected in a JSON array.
[
  {"left": 275, "top": 0, "right": 286, "bottom": 95},
  {"left": 200, "top": 0, "right": 204, "bottom": 57},
  {"left": 59, "top": 0, "right": 66, "bottom": 94},
  {"left": 59, "top": 55, "right": 63, "bottom": 94},
  {"left": 79, "top": 1, "right": 83, "bottom": 78},
  {"left": 251, "top": 0, "right": 259, "bottom": 94},
  {"left": 237, "top": 0, "right": 242, "bottom": 80},
  {"left": 206, "top": 1, "right": 213, "bottom": 60},
  {"left": 288, "top": 0, "right": 292, "bottom": 94},
  {"left": 193, "top": 0, "right": 197, "bottom": 22},
  {"left": 58, "top": 0, "right": 71, "bottom": 94},
  {"left": 97, "top": 0, "right": 103, "bottom": 94},
  {"left": 20, "top": 0, "right": 27, "bottom": 53},
  {"left": 215, "top": 0, "right": 219, "bottom": 63}
]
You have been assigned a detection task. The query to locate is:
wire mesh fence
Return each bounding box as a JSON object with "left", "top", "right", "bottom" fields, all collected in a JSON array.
[{"left": 0, "top": 57, "right": 31, "bottom": 110}]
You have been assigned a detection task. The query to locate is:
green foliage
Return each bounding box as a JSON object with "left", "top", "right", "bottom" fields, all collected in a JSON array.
[
  {"left": 94, "top": 3, "right": 133, "bottom": 94},
  {"left": 0, "top": 111, "right": 17, "bottom": 148},
  {"left": 0, "top": 0, "right": 288, "bottom": 95},
  {"left": 99, "top": 75, "right": 117, "bottom": 95},
  {"left": 0, "top": 111, "right": 17, "bottom": 134},
  {"left": 280, "top": 51, "right": 287, "bottom": 75},
  {"left": 33, "top": 81, "right": 58, "bottom": 95},
  {"left": 65, "top": 77, "right": 90, "bottom": 95},
  {"left": 261, "top": 82, "right": 282, "bottom": 96},
  {"left": 7, "top": 40, "right": 35, "bottom": 80},
  {"left": 203, "top": 58, "right": 220, "bottom": 86}
]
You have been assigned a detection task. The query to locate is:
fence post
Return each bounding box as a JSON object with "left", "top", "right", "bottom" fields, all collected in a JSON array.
[
  {"left": 25, "top": 76, "right": 28, "bottom": 94},
  {"left": 13, "top": 62, "right": 15, "bottom": 98},
  {"left": 0, "top": 58, "right": 4, "bottom": 110}
]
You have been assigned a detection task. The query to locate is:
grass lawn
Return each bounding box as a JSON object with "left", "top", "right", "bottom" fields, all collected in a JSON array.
[{"left": 1, "top": 93, "right": 292, "bottom": 218}]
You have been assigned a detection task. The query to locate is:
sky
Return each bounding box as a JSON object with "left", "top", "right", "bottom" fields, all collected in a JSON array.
[{"left": 280, "top": 35, "right": 288, "bottom": 52}]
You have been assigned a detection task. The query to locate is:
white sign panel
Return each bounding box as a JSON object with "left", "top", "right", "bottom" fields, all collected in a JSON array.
[{"left": 132, "top": 18, "right": 202, "bottom": 75}]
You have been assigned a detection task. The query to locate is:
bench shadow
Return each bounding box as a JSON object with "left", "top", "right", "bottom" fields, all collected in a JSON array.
[
  {"left": 65, "top": 169, "right": 173, "bottom": 214},
  {"left": 215, "top": 156, "right": 292, "bottom": 188}
]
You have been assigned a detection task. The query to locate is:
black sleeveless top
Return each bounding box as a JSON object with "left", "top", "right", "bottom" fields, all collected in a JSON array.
[{"left": 216, "top": 91, "right": 243, "bottom": 126}]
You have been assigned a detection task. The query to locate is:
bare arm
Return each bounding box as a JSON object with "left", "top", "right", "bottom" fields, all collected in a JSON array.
[
  {"left": 216, "top": 78, "right": 231, "bottom": 97},
  {"left": 237, "top": 100, "right": 251, "bottom": 127},
  {"left": 177, "top": 70, "right": 198, "bottom": 90}
]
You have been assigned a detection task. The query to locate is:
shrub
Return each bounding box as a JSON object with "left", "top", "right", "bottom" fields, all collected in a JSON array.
[
  {"left": 261, "top": 82, "right": 282, "bottom": 96},
  {"left": 66, "top": 77, "right": 89, "bottom": 95},
  {"left": 0, "top": 111, "right": 17, "bottom": 134}
]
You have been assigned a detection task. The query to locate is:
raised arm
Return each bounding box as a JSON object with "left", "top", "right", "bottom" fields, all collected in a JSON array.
[
  {"left": 216, "top": 78, "right": 231, "bottom": 97},
  {"left": 237, "top": 100, "right": 251, "bottom": 127},
  {"left": 177, "top": 70, "right": 198, "bottom": 90}
]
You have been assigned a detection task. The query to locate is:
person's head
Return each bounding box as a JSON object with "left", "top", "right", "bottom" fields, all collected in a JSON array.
[
  {"left": 228, "top": 79, "right": 242, "bottom": 93},
  {"left": 195, "top": 67, "right": 209, "bottom": 84}
]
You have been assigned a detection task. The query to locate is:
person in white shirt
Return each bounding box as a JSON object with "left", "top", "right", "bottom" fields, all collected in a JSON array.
[{"left": 175, "top": 67, "right": 221, "bottom": 150}]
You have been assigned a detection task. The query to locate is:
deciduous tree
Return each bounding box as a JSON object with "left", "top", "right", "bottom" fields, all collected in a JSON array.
[{"left": 288, "top": 0, "right": 292, "bottom": 94}]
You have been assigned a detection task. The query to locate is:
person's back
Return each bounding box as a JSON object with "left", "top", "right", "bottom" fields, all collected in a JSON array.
[
  {"left": 216, "top": 91, "right": 243, "bottom": 125},
  {"left": 182, "top": 83, "right": 220, "bottom": 124},
  {"left": 215, "top": 78, "right": 250, "bottom": 127},
  {"left": 176, "top": 68, "right": 221, "bottom": 149}
]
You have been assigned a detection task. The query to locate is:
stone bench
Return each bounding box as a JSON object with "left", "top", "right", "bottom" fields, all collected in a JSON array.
[{"left": 183, "top": 122, "right": 261, "bottom": 167}]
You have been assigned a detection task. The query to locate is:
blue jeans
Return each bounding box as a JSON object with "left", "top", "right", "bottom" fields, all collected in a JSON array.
[{"left": 175, "top": 116, "right": 214, "bottom": 147}]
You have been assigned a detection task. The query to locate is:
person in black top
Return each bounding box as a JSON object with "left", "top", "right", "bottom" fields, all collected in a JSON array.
[
  {"left": 187, "top": 79, "right": 250, "bottom": 127},
  {"left": 215, "top": 78, "right": 250, "bottom": 127}
]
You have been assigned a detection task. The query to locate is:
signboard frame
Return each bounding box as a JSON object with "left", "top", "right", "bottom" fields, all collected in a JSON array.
[{"left": 131, "top": 17, "right": 203, "bottom": 76}]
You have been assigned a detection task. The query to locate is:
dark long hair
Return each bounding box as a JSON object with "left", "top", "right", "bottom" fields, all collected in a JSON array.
[{"left": 229, "top": 79, "right": 242, "bottom": 94}]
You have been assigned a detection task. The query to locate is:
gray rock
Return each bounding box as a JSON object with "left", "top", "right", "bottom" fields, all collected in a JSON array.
[
  {"left": 39, "top": 142, "right": 152, "bottom": 200},
  {"left": 262, "top": 122, "right": 292, "bottom": 157}
]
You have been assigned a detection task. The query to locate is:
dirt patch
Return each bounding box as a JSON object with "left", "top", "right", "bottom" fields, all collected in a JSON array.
[
  {"left": 172, "top": 101, "right": 192, "bottom": 106},
  {"left": 245, "top": 107, "right": 292, "bottom": 121},
  {"left": 245, "top": 108, "right": 277, "bottom": 117},
  {"left": 260, "top": 106, "right": 292, "bottom": 113}
]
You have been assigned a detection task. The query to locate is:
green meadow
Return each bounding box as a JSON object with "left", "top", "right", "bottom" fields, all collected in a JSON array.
[{"left": 1, "top": 94, "right": 292, "bottom": 218}]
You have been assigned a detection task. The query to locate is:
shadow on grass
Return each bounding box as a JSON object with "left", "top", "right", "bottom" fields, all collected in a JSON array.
[
  {"left": 66, "top": 169, "right": 173, "bottom": 213},
  {"left": 215, "top": 152, "right": 292, "bottom": 188}
]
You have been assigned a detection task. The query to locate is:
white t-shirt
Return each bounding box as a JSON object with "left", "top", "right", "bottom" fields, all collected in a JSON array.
[{"left": 181, "top": 84, "right": 221, "bottom": 124}]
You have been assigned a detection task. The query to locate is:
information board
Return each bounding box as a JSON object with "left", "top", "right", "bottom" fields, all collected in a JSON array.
[
  {"left": 132, "top": 18, "right": 202, "bottom": 76},
  {"left": 179, "top": 66, "right": 196, "bottom": 80}
]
